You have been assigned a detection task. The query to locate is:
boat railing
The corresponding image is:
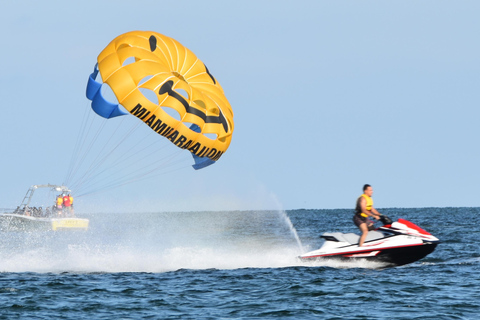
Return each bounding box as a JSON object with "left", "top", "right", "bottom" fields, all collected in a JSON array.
[
  {"left": 19, "top": 184, "right": 71, "bottom": 209},
  {"left": 7, "top": 205, "right": 75, "bottom": 219}
]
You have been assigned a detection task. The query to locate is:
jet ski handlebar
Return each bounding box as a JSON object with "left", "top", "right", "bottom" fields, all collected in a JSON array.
[{"left": 379, "top": 215, "right": 393, "bottom": 225}]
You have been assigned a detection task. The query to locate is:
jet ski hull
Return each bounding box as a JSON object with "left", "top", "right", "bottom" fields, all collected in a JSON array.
[
  {"left": 371, "top": 242, "right": 438, "bottom": 266},
  {"left": 300, "top": 242, "right": 438, "bottom": 267}
]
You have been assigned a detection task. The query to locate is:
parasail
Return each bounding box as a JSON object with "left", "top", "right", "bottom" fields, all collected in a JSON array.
[{"left": 86, "top": 31, "right": 234, "bottom": 169}]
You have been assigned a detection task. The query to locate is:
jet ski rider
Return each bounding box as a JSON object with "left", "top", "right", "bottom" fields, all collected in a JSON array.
[{"left": 354, "top": 184, "right": 382, "bottom": 247}]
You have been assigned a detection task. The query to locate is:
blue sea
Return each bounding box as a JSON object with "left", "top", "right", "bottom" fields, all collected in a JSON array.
[{"left": 0, "top": 207, "right": 479, "bottom": 319}]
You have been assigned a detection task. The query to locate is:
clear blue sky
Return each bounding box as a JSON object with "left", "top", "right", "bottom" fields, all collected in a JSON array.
[{"left": 0, "top": 1, "right": 478, "bottom": 212}]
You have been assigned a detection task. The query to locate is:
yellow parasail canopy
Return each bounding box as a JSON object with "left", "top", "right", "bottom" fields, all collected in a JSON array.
[{"left": 86, "top": 31, "right": 234, "bottom": 169}]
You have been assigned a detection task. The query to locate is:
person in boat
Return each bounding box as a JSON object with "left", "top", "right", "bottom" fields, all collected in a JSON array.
[
  {"left": 354, "top": 184, "right": 382, "bottom": 247},
  {"left": 63, "top": 193, "right": 72, "bottom": 216},
  {"left": 55, "top": 194, "right": 64, "bottom": 216},
  {"left": 68, "top": 194, "right": 75, "bottom": 216}
]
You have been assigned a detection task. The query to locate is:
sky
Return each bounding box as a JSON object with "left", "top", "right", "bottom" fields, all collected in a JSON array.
[{"left": 0, "top": 1, "right": 479, "bottom": 212}]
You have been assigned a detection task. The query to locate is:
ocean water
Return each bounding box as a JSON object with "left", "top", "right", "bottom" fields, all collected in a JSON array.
[{"left": 0, "top": 207, "right": 479, "bottom": 319}]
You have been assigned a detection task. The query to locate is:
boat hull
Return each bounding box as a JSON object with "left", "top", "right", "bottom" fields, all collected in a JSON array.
[{"left": 0, "top": 213, "right": 89, "bottom": 231}]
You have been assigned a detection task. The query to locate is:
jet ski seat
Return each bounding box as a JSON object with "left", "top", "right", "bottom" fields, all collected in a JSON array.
[
  {"left": 342, "top": 233, "right": 361, "bottom": 244},
  {"left": 322, "top": 232, "right": 359, "bottom": 244},
  {"left": 365, "top": 231, "right": 385, "bottom": 242},
  {"left": 322, "top": 231, "right": 386, "bottom": 245}
]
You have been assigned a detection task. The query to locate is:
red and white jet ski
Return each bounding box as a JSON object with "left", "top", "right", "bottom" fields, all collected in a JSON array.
[{"left": 299, "top": 216, "right": 439, "bottom": 267}]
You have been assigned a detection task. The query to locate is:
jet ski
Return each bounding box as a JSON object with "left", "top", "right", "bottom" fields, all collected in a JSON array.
[{"left": 299, "top": 216, "right": 439, "bottom": 267}]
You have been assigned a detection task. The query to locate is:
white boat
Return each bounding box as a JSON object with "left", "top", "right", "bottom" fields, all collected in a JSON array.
[{"left": 0, "top": 184, "right": 89, "bottom": 231}]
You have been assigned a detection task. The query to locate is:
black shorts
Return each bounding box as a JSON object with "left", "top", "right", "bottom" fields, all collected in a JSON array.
[{"left": 353, "top": 214, "right": 374, "bottom": 230}]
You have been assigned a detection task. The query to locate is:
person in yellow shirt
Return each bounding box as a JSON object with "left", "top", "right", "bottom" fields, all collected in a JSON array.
[
  {"left": 56, "top": 195, "right": 64, "bottom": 214},
  {"left": 353, "top": 184, "right": 381, "bottom": 247}
]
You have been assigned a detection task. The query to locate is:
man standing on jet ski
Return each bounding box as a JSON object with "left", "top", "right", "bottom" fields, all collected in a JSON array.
[{"left": 354, "top": 184, "right": 382, "bottom": 247}]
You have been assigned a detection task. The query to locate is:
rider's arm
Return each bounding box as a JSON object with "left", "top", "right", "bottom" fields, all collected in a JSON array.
[
  {"left": 371, "top": 208, "right": 381, "bottom": 219},
  {"left": 360, "top": 197, "right": 380, "bottom": 219}
]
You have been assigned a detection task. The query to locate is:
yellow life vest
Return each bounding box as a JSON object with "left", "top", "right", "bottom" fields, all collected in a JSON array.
[{"left": 359, "top": 194, "right": 373, "bottom": 217}]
